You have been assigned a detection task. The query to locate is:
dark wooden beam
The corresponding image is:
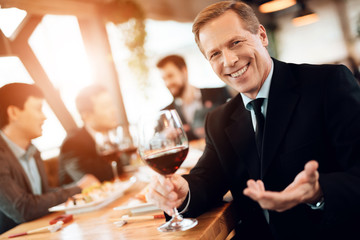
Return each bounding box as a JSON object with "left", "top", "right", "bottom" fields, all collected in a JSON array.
[
  {"left": 78, "top": 13, "right": 130, "bottom": 129},
  {"left": 10, "top": 15, "right": 78, "bottom": 132},
  {"left": 11, "top": 14, "right": 42, "bottom": 43},
  {"left": 0, "top": 29, "right": 12, "bottom": 56},
  {"left": 0, "top": 0, "right": 99, "bottom": 18}
]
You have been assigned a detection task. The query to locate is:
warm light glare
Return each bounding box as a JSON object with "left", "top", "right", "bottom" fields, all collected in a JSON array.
[
  {"left": 29, "top": 15, "right": 94, "bottom": 126},
  {"left": 0, "top": 8, "right": 27, "bottom": 37},
  {"left": 259, "top": 0, "right": 297, "bottom": 13},
  {"left": 0, "top": 15, "right": 226, "bottom": 157},
  {"left": 292, "top": 13, "right": 319, "bottom": 27},
  {"left": 0, "top": 57, "right": 33, "bottom": 83}
]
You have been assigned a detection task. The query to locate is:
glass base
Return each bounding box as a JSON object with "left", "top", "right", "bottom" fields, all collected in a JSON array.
[{"left": 157, "top": 218, "right": 198, "bottom": 232}]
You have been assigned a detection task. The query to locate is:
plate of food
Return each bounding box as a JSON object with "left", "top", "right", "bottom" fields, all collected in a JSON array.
[
  {"left": 49, "top": 180, "right": 134, "bottom": 214},
  {"left": 113, "top": 183, "right": 161, "bottom": 215}
]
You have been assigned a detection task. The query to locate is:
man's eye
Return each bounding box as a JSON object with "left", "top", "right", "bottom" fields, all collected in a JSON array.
[
  {"left": 210, "top": 52, "right": 219, "bottom": 60},
  {"left": 232, "top": 41, "right": 241, "bottom": 46}
]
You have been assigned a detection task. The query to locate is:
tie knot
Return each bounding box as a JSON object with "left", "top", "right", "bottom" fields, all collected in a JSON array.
[{"left": 250, "top": 98, "right": 264, "bottom": 115}]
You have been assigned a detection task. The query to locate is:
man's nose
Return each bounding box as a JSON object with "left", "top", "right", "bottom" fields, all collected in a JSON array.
[
  {"left": 223, "top": 49, "right": 238, "bottom": 67},
  {"left": 41, "top": 111, "right": 47, "bottom": 121},
  {"left": 164, "top": 79, "right": 172, "bottom": 88}
]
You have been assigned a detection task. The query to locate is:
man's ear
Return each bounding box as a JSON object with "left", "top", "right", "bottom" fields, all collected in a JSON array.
[
  {"left": 7, "top": 105, "right": 20, "bottom": 122},
  {"left": 258, "top": 25, "right": 269, "bottom": 47},
  {"left": 181, "top": 66, "right": 188, "bottom": 77}
]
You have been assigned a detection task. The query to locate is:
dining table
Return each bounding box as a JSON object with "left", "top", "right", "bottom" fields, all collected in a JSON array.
[{"left": 0, "top": 139, "right": 237, "bottom": 240}]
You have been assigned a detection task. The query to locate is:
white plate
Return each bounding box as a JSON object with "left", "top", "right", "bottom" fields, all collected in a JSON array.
[
  {"left": 113, "top": 202, "right": 160, "bottom": 215},
  {"left": 49, "top": 181, "right": 134, "bottom": 214}
]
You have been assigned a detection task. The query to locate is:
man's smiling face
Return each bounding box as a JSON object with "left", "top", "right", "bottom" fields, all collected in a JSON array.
[{"left": 199, "top": 10, "right": 272, "bottom": 99}]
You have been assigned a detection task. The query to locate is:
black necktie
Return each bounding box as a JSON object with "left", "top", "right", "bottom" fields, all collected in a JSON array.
[{"left": 250, "top": 98, "right": 265, "bottom": 158}]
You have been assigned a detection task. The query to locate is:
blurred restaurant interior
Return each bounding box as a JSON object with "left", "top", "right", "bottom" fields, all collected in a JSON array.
[
  {"left": 1, "top": 0, "right": 360, "bottom": 159},
  {"left": 1, "top": 0, "right": 360, "bottom": 238}
]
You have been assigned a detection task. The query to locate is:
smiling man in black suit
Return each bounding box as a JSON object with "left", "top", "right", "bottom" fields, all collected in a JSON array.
[{"left": 146, "top": 1, "right": 360, "bottom": 240}]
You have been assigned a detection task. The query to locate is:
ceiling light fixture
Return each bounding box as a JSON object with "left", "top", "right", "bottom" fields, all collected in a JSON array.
[
  {"left": 292, "top": 1, "right": 319, "bottom": 27},
  {"left": 259, "top": 0, "right": 297, "bottom": 13}
]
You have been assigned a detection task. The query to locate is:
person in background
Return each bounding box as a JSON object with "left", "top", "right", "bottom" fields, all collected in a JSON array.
[
  {"left": 157, "top": 54, "right": 231, "bottom": 140},
  {"left": 0, "top": 83, "right": 99, "bottom": 234},
  {"left": 146, "top": 1, "right": 360, "bottom": 240},
  {"left": 59, "top": 84, "right": 121, "bottom": 185}
]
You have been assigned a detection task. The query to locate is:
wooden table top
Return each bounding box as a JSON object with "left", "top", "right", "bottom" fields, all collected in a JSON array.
[
  {"left": 0, "top": 174, "right": 236, "bottom": 240},
  {"left": 1, "top": 139, "right": 236, "bottom": 239}
]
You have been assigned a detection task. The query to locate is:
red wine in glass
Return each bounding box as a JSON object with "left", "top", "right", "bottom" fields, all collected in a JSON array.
[
  {"left": 144, "top": 146, "right": 188, "bottom": 175},
  {"left": 138, "top": 109, "right": 198, "bottom": 232}
]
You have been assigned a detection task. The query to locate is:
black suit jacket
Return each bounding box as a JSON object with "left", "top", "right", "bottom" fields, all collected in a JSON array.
[
  {"left": 182, "top": 59, "right": 360, "bottom": 240},
  {"left": 59, "top": 127, "right": 122, "bottom": 185},
  {"left": 0, "top": 136, "right": 80, "bottom": 234},
  {"left": 164, "top": 87, "right": 231, "bottom": 140}
]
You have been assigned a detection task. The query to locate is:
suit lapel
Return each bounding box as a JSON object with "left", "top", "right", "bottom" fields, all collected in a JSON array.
[
  {"left": 0, "top": 136, "right": 34, "bottom": 192},
  {"left": 262, "top": 59, "right": 300, "bottom": 177},
  {"left": 225, "top": 95, "right": 260, "bottom": 179}
]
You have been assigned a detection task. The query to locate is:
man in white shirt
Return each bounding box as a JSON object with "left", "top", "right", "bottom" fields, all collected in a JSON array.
[
  {"left": 157, "top": 54, "right": 231, "bottom": 140},
  {"left": 0, "top": 83, "right": 98, "bottom": 234}
]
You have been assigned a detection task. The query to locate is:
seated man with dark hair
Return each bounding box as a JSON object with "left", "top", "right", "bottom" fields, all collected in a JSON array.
[
  {"left": 0, "top": 83, "right": 98, "bottom": 234},
  {"left": 59, "top": 84, "right": 122, "bottom": 185},
  {"left": 157, "top": 54, "right": 231, "bottom": 140}
]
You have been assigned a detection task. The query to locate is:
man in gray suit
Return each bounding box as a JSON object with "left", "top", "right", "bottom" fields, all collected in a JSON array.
[{"left": 0, "top": 83, "right": 98, "bottom": 234}]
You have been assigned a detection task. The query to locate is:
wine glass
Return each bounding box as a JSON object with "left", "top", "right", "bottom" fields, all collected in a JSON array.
[
  {"left": 138, "top": 109, "right": 198, "bottom": 232},
  {"left": 94, "top": 131, "right": 121, "bottom": 182},
  {"left": 110, "top": 125, "right": 139, "bottom": 172}
]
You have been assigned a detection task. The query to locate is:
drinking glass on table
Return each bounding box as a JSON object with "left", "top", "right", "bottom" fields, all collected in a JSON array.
[
  {"left": 138, "top": 109, "right": 198, "bottom": 232},
  {"left": 110, "top": 125, "right": 138, "bottom": 168},
  {"left": 94, "top": 131, "right": 121, "bottom": 182}
]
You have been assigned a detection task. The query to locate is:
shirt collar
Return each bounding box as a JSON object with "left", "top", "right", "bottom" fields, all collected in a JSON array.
[
  {"left": 241, "top": 59, "right": 274, "bottom": 110},
  {"left": 0, "top": 131, "right": 36, "bottom": 160}
]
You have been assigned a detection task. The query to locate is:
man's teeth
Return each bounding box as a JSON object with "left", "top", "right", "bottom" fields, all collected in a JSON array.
[{"left": 231, "top": 65, "right": 248, "bottom": 78}]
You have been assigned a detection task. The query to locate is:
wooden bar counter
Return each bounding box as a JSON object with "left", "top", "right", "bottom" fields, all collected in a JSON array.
[{"left": 0, "top": 180, "right": 236, "bottom": 240}]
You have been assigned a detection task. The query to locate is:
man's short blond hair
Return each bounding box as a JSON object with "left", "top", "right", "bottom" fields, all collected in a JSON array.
[{"left": 192, "top": 1, "right": 260, "bottom": 55}]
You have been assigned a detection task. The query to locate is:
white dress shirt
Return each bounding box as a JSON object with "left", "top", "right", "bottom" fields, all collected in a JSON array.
[{"left": 0, "top": 131, "right": 42, "bottom": 195}]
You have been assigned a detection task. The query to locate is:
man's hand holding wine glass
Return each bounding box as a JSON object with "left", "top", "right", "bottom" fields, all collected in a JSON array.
[
  {"left": 147, "top": 174, "right": 189, "bottom": 216},
  {"left": 138, "top": 110, "right": 197, "bottom": 232}
]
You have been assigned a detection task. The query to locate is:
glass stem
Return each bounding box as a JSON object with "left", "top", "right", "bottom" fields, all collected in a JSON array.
[
  {"left": 172, "top": 207, "right": 183, "bottom": 221},
  {"left": 111, "top": 161, "right": 120, "bottom": 182}
]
